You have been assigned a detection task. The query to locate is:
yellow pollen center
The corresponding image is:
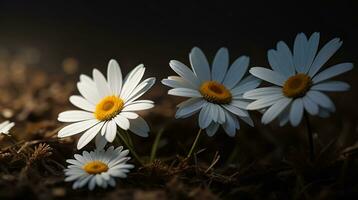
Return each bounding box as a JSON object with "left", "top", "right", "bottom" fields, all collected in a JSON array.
[
  {"left": 282, "top": 73, "right": 312, "bottom": 98},
  {"left": 95, "top": 95, "right": 124, "bottom": 121},
  {"left": 199, "top": 81, "right": 232, "bottom": 104},
  {"left": 83, "top": 161, "right": 109, "bottom": 174}
]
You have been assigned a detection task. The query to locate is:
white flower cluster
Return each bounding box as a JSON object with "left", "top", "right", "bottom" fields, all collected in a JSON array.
[{"left": 1, "top": 32, "right": 352, "bottom": 191}]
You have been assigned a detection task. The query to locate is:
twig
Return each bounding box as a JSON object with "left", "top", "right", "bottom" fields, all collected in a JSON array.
[{"left": 187, "top": 128, "right": 202, "bottom": 158}]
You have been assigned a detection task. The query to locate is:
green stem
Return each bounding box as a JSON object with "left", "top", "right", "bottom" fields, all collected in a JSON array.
[
  {"left": 304, "top": 112, "right": 315, "bottom": 161},
  {"left": 125, "top": 130, "right": 134, "bottom": 148},
  {"left": 150, "top": 127, "right": 165, "bottom": 163},
  {"left": 186, "top": 128, "right": 202, "bottom": 158},
  {"left": 117, "top": 131, "right": 143, "bottom": 165}
]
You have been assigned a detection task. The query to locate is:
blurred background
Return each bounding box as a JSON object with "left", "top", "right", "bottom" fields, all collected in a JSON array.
[{"left": 0, "top": 0, "right": 356, "bottom": 76}]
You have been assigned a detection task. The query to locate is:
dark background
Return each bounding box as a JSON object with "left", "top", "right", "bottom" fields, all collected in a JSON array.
[
  {"left": 0, "top": 0, "right": 356, "bottom": 77},
  {"left": 0, "top": 1, "right": 358, "bottom": 199}
]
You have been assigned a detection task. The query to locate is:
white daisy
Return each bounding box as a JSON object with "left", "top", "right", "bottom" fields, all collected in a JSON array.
[
  {"left": 162, "top": 47, "right": 260, "bottom": 136},
  {"left": 64, "top": 146, "right": 134, "bottom": 190},
  {"left": 58, "top": 59, "right": 155, "bottom": 149},
  {"left": 244, "top": 32, "right": 353, "bottom": 126},
  {"left": 0, "top": 120, "right": 15, "bottom": 135}
]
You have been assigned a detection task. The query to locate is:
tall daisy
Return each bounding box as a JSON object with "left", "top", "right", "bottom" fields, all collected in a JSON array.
[
  {"left": 244, "top": 32, "right": 353, "bottom": 126},
  {"left": 0, "top": 120, "right": 15, "bottom": 135},
  {"left": 58, "top": 59, "right": 155, "bottom": 149},
  {"left": 162, "top": 47, "right": 260, "bottom": 138},
  {"left": 64, "top": 146, "right": 134, "bottom": 190}
]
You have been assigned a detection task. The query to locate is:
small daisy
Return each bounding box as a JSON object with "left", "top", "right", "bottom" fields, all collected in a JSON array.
[
  {"left": 64, "top": 146, "right": 134, "bottom": 190},
  {"left": 0, "top": 121, "right": 15, "bottom": 135},
  {"left": 162, "top": 47, "right": 260, "bottom": 136},
  {"left": 244, "top": 32, "right": 353, "bottom": 126},
  {"left": 58, "top": 59, "right": 155, "bottom": 149}
]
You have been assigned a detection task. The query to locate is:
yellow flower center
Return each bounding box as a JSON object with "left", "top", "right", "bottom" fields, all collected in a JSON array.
[
  {"left": 199, "top": 81, "right": 232, "bottom": 104},
  {"left": 95, "top": 95, "right": 124, "bottom": 121},
  {"left": 83, "top": 161, "right": 109, "bottom": 174},
  {"left": 282, "top": 73, "right": 312, "bottom": 98}
]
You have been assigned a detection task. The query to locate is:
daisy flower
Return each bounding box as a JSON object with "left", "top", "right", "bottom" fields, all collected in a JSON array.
[
  {"left": 162, "top": 47, "right": 260, "bottom": 136},
  {"left": 58, "top": 59, "right": 155, "bottom": 149},
  {"left": 64, "top": 146, "right": 134, "bottom": 190},
  {"left": 0, "top": 121, "right": 15, "bottom": 135},
  {"left": 244, "top": 32, "right": 353, "bottom": 126}
]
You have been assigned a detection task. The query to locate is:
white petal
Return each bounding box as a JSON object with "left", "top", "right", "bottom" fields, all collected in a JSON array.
[
  {"left": 303, "top": 32, "right": 320, "bottom": 73},
  {"left": 261, "top": 98, "right": 292, "bottom": 124},
  {"left": 243, "top": 87, "right": 282, "bottom": 100},
  {"left": 105, "top": 120, "right": 117, "bottom": 142},
  {"left": 121, "top": 64, "right": 145, "bottom": 100},
  {"left": 114, "top": 115, "right": 130, "bottom": 130},
  {"left": 101, "top": 122, "right": 108, "bottom": 136},
  {"left": 312, "top": 63, "right": 353, "bottom": 83},
  {"left": 58, "top": 119, "right": 99, "bottom": 137},
  {"left": 222, "top": 104, "right": 248, "bottom": 117},
  {"left": 77, "top": 122, "right": 104, "bottom": 149},
  {"left": 293, "top": 33, "right": 308, "bottom": 72},
  {"left": 125, "top": 77, "right": 156, "bottom": 102},
  {"left": 222, "top": 111, "right": 236, "bottom": 137},
  {"left": 168, "top": 88, "right": 202, "bottom": 98},
  {"left": 268, "top": 42, "right": 295, "bottom": 77},
  {"left": 198, "top": 104, "right": 212, "bottom": 129},
  {"left": 289, "top": 98, "right": 304, "bottom": 126},
  {"left": 267, "top": 50, "right": 281, "bottom": 73},
  {"left": 249, "top": 67, "right": 286, "bottom": 86},
  {"left": 119, "top": 112, "right": 139, "bottom": 119},
  {"left": 0, "top": 121, "right": 15, "bottom": 134},
  {"left": 276, "top": 41, "right": 295, "bottom": 76},
  {"left": 306, "top": 91, "right": 335, "bottom": 112},
  {"left": 278, "top": 109, "right": 290, "bottom": 127},
  {"left": 162, "top": 76, "right": 195, "bottom": 89},
  {"left": 175, "top": 98, "right": 205, "bottom": 119},
  {"left": 77, "top": 82, "right": 101, "bottom": 105},
  {"left": 240, "top": 116, "right": 254, "bottom": 127},
  {"left": 122, "top": 101, "right": 154, "bottom": 112},
  {"left": 107, "top": 59, "right": 123, "bottom": 95},
  {"left": 212, "top": 47, "right": 229, "bottom": 83},
  {"left": 206, "top": 122, "right": 220, "bottom": 137},
  {"left": 246, "top": 94, "right": 285, "bottom": 110},
  {"left": 69, "top": 95, "right": 95, "bottom": 112},
  {"left": 231, "top": 76, "right": 261, "bottom": 96},
  {"left": 0, "top": 121, "right": 11, "bottom": 131},
  {"left": 223, "top": 56, "right": 250, "bottom": 89},
  {"left": 311, "top": 81, "right": 350, "bottom": 92},
  {"left": 169, "top": 60, "right": 200, "bottom": 87},
  {"left": 58, "top": 110, "right": 94, "bottom": 122},
  {"left": 129, "top": 116, "right": 149, "bottom": 137},
  {"left": 217, "top": 106, "right": 226, "bottom": 123},
  {"left": 88, "top": 177, "right": 96, "bottom": 190},
  {"left": 230, "top": 100, "right": 250, "bottom": 109},
  {"left": 308, "top": 38, "right": 342, "bottom": 76},
  {"left": 302, "top": 96, "right": 319, "bottom": 115},
  {"left": 95, "top": 134, "right": 107, "bottom": 149},
  {"left": 93, "top": 68, "right": 112, "bottom": 98},
  {"left": 211, "top": 104, "right": 219, "bottom": 122},
  {"left": 189, "top": 47, "right": 211, "bottom": 82}
]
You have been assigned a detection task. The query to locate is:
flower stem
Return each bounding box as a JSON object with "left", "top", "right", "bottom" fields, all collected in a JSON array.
[
  {"left": 117, "top": 131, "right": 143, "bottom": 165},
  {"left": 186, "top": 128, "right": 202, "bottom": 158},
  {"left": 304, "top": 112, "right": 315, "bottom": 161},
  {"left": 150, "top": 127, "right": 165, "bottom": 163}
]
